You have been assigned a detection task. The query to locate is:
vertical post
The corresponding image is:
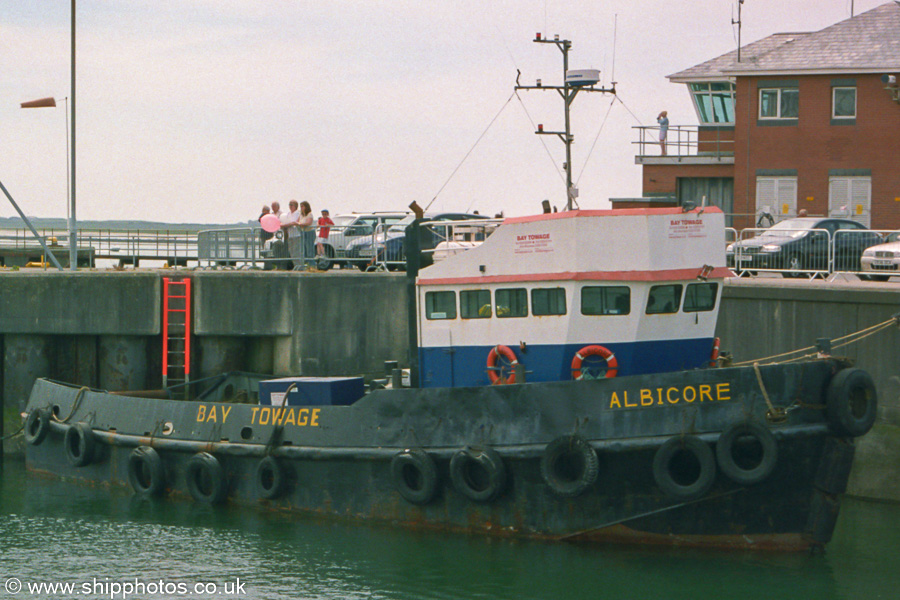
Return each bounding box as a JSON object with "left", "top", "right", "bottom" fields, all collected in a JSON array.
[
  {"left": 184, "top": 278, "right": 191, "bottom": 384},
  {"left": 162, "top": 278, "right": 170, "bottom": 387},
  {"left": 70, "top": 0, "right": 77, "bottom": 271}
]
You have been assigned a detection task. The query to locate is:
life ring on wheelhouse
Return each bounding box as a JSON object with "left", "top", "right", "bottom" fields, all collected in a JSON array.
[
  {"left": 571, "top": 345, "right": 618, "bottom": 380},
  {"left": 487, "top": 345, "right": 519, "bottom": 385}
]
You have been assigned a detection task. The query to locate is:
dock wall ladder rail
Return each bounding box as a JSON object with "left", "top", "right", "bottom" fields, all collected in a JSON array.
[{"left": 162, "top": 277, "right": 191, "bottom": 396}]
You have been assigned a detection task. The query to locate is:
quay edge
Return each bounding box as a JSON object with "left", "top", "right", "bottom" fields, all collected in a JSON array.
[{"left": 1, "top": 269, "right": 898, "bottom": 503}]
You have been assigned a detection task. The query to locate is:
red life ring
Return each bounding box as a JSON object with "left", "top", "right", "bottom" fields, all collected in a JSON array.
[
  {"left": 487, "top": 345, "right": 518, "bottom": 385},
  {"left": 709, "top": 337, "right": 720, "bottom": 368},
  {"left": 571, "top": 345, "right": 618, "bottom": 380}
]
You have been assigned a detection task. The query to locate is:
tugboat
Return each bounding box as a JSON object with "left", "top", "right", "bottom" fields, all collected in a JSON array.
[
  {"left": 22, "top": 203, "right": 878, "bottom": 550},
  {"left": 21, "top": 37, "right": 878, "bottom": 551}
]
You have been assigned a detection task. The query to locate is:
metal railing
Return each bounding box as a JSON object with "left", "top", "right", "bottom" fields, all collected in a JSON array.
[
  {"left": 0, "top": 227, "right": 199, "bottom": 267},
  {"left": 727, "top": 228, "right": 892, "bottom": 279},
  {"left": 633, "top": 125, "right": 734, "bottom": 159}
]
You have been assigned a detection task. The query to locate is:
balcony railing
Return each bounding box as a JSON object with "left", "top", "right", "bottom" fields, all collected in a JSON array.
[{"left": 633, "top": 125, "right": 734, "bottom": 160}]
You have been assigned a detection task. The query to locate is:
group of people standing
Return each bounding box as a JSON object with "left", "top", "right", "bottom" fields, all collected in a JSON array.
[{"left": 258, "top": 200, "right": 334, "bottom": 270}]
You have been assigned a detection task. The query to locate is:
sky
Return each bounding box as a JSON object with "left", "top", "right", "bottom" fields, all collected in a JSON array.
[{"left": 0, "top": 0, "right": 889, "bottom": 224}]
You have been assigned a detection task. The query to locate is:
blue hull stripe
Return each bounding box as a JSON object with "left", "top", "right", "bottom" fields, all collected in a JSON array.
[{"left": 418, "top": 339, "right": 714, "bottom": 388}]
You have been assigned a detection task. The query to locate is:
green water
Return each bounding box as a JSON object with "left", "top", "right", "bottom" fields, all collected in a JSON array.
[{"left": 1, "top": 457, "right": 898, "bottom": 600}]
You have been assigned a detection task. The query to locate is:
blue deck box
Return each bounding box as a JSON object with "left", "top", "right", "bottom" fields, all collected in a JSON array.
[{"left": 258, "top": 376, "right": 365, "bottom": 407}]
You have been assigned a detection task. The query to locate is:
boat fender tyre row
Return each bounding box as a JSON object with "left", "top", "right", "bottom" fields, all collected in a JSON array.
[
  {"left": 24, "top": 408, "right": 51, "bottom": 446},
  {"left": 186, "top": 452, "right": 228, "bottom": 505},
  {"left": 450, "top": 447, "right": 506, "bottom": 502},
  {"left": 825, "top": 368, "right": 878, "bottom": 438},
  {"left": 571, "top": 345, "right": 618, "bottom": 380},
  {"left": 486, "top": 345, "right": 518, "bottom": 385},
  {"left": 652, "top": 435, "right": 716, "bottom": 501},
  {"left": 64, "top": 423, "right": 96, "bottom": 467},
  {"left": 128, "top": 446, "right": 166, "bottom": 497},
  {"left": 540, "top": 435, "right": 599, "bottom": 497},
  {"left": 256, "top": 456, "right": 286, "bottom": 500},
  {"left": 715, "top": 422, "right": 778, "bottom": 485},
  {"left": 391, "top": 449, "right": 439, "bottom": 505}
]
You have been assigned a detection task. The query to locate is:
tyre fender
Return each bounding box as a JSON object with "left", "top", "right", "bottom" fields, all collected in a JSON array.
[
  {"left": 391, "top": 449, "right": 439, "bottom": 505},
  {"left": 185, "top": 452, "right": 228, "bottom": 505},
  {"left": 128, "top": 446, "right": 166, "bottom": 497},
  {"left": 24, "top": 408, "right": 51, "bottom": 446},
  {"left": 652, "top": 435, "right": 716, "bottom": 500},
  {"left": 715, "top": 422, "right": 778, "bottom": 485},
  {"left": 825, "top": 368, "right": 878, "bottom": 437},
  {"left": 450, "top": 447, "right": 506, "bottom": 502},
  {"left": 256, "top": 455, "right": 286, "bottom": 500},
  {"left": 540, "top": 435, "right": 599, "bottom": 497},
  {"left": 64, "top": 422, "right": 96, "bottom": 467}
]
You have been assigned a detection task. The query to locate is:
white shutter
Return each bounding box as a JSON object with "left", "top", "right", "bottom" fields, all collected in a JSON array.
[
  {"left": 829, "top": 177, "right": 870, "bottom": 226},
  {"left": 776, "top": 178, "right": 798, "bottom": 218}
]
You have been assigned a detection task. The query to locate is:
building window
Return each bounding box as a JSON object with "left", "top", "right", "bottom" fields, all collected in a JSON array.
[
  {"left": 460, "top": 290, "right": 491, "bottom": 319},
  {"left": 581, "top": 286, "right": 630, "bottom": 316},
  {"left": 689, "top": 82, "right": 736, "bottom": 124},
  {"left": 683, "top": 283, "right": 718, "bottom": 313},
  {"left": 832, "top": 87, "right": 856, "bottom": 119},
  {"left": 646, "top": 285, "right": 682, "bottom": 314},
  {"left": 759, "top": 88, "right": 799, "bottom": 119},
  {"left": 425, "top": 291, "right": 456, "bottom": 320},
  {"left": 531, "top": 288, "right": 566, "bottom": 316},
  {"left": 496, "top": 288, "right": 527, "bottom": 318}
]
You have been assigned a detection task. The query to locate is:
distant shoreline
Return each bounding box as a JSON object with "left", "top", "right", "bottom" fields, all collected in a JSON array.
[{"left": 0, "top": 216, "right": 253, "bottom": 231}]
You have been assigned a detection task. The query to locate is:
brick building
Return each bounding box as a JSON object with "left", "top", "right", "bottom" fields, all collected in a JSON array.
[{"left": 624, "top": 2, "right": 900, "bottom": 230}]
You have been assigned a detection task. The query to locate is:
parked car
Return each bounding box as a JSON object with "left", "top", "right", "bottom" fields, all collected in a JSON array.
[
  {"left": 320, "top": 212, "right": 408, "bottom": 268},
  {"left": 726, "top": 217, "right": 883, "bottom": 278},
  {"left": 860, "top": 231, "right": 900, "bottom": 281},
  {"left": 344, "top": 212, "right": 486, "bottom": 270}
]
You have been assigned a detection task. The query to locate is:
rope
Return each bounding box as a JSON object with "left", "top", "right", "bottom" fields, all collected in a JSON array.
[
  {"left": 753, "top": 362, "right": 787, "bottom": 423},
  {"left": 575, "top": 96, "right": 617, "bottom": 187},
  {"left": 52, "top": 386, "right": 89, "bottom": 424},
  {"left": 424, "top": 91, "right": 516, "bottom": 212},
  {"left": 514, "top": 91, "right": 566, "bottom": 184},
  {"left": 1, "top": 425, "right": 24, "bottom": 442},
  {"left": 730, "top": 316, "right": 899, "bottom": 367}
]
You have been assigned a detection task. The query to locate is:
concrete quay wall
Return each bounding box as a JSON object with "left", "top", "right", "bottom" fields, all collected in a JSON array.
[{"left": 0, "top": 271, "right": 897, "bottom": 501}]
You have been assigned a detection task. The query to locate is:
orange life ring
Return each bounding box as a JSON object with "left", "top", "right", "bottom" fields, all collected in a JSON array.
[
  {"left": 709, "top": 337, "right": 720, "bottom": 368},
  {"left": 571, "top": 345, "right": 618, "bottom": 380},
  {"left": 487, "top": 345, "right": 518, "bottom": 385}
]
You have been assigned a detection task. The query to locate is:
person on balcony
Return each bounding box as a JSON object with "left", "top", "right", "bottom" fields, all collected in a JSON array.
[{"left": 657, "top": 111, "right": 669, "bottom": 156}]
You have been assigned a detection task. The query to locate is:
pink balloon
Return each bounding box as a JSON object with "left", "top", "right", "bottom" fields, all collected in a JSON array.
[{"left": 260, "top": 213, "right": 281, "bottom": 233}]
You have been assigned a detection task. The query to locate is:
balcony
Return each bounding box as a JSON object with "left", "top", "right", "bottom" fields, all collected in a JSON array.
[{"left": 634, "top": 125, "right": 735, "bottom": 166}]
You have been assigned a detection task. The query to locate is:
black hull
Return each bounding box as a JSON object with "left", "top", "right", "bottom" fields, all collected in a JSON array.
[{"left": 23, "top": 359, "right": 874, "bottom": 551}]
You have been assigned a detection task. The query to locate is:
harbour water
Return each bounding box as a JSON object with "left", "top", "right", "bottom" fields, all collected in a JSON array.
[{"left": 1, "top": 456, "right": 898, "bottom": 600}]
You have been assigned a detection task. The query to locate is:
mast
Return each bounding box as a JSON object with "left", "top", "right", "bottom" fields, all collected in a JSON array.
[{"left": 515, "top": 34, "right": 616, "bottom": 211}]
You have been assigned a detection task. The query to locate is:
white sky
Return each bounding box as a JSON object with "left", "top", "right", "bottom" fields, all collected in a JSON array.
[{"left": 0, "top": 0, "right": 887, "bottom": 224}]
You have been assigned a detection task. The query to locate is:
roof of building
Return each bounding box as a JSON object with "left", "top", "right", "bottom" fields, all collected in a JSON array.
[{"left": 669, "top": 1, "right": 900, "bottom": 81}]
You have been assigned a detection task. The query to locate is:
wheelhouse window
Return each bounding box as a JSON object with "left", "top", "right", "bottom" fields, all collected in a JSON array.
[
  {"left": 424, "top": 291, "right": 456, "bottom": 320},
  {"left": 689, "top": 82, "right": 736, "bottom": 124},
  {"left": 832, "top": 87, "right": 856, "bottom": 119},
  {"left": 496, "top": 288, "right": 527, "bottom": 318},
  {"left": 460, "top": 289, "right": 491, "bottom": 319},
  {"left": 646, "top": 285, "right": 682, "bottom": 314},
  {"left": 531, "top": 288, "right": 566, "bottom": 316},
  {"left": 683, "top": 283, "right": 718, "bottom": 313},
  {"left": 759, "top": 88, "right": 798, "bottom": 119},
  {"left": 581, "top": 286, "right": 630, "bottom": 316}
]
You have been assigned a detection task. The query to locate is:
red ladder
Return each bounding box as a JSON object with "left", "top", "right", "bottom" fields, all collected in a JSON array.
[{"left": 162, "top": 277, "right": 191, "bottom": 395}]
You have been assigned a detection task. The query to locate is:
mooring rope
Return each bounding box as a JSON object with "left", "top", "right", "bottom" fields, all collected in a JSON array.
[{"left": 730, "top": 315, "right": 899, "bottom": 367}]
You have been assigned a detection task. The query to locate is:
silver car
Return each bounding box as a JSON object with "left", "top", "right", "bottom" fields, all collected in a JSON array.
[
  {"left": 320, "top": 212, "right": 408, "bottom": 267},
  {"left": 860, "top": 231, "right": 900, "bottom": 281}
]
